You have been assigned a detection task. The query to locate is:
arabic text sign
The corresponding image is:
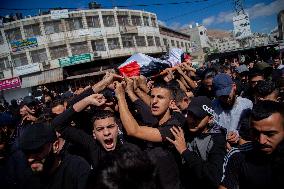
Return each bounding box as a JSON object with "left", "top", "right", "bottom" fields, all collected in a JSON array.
[
  {"left": 0, "top": 77, "right": 21, "bottom": 91},
  {"left": 59, "top": 53, "right": 92, "bottom": 67},
  {"left": 50, "top": 9, "right": 69, "bottom": 20},
  {"left": 14, "top": 63, "right": 41, "bottom": 76},
  {"left": 10, "top": 38, "right": 38, "bottom": 52}
]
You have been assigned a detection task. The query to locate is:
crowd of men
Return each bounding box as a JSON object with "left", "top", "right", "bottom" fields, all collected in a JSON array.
[{"left": 0, "top": 54, "right": 284, "bottom": 189}]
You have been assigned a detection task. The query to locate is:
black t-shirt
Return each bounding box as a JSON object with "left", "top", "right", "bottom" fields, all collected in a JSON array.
[{"left": 146, "top": 117, "right": 182, "bottom": 189}]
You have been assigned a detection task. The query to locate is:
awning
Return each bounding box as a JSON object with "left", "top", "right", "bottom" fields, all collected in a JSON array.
[{"left": 21, "top": 68, "right": 63, "bottom": 88}]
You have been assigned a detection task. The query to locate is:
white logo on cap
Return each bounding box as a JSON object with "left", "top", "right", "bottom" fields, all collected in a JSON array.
[{"left": 202, "top": 105, "right": 219, "bottom": 125}]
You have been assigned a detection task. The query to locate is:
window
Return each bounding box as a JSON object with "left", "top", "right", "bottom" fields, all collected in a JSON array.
[
  {"left": 102, "top": 15, "right": 115, "bottom": 27},
  {"left": 131, "top": 16, "right": 142, "bottom": 26},
  {"left": 0, "top": 57, "right": 9, "bottom": 70},
  {"left": 117, "top": 15, "right": 130, "bottom": 26},
  {"left": 147, "top": 36, "right": 154, "bottom": 46},
  {"left": 49, "top": 45, "right": 68, "bottom": 59},
  {"left": 66, "top": 18, "right": 83, "bottom": 31},
  {"left": 107, "top": 38, "right": 120, "bottom": 50},
  {"left": 143, "top": 16, "right": 149, "bottom": 26},
  {"left": 163, "top": 38, "right": 168, "bottom": 46},
  {"left": 181, "top": 42, "right": 184, "bottom": 47},
  {"left": 12, "top": 53, "right": 28, "bottom": 67},
  {"left": 24, "top": 24, "right": 41, "bottom": 38},
  {"left": 71, "top": 42, "right": 89, "bottom": 55},
  {"left": 44, "top": 21, "right": 64, "bottom": 34},
  {"left": 171, "top": 40, "right": 175, "bottom": 46},
  {"left": 30, "top": 49, "right": 48, "bottom": 63},
  {"left": 0, "top": 72, "right": 4, "bottom": 79},
  {"left": 151, "top": 17, "right": 157, "bottom": 27},
  {"left": 92, "top": 39, "right": 106, "bottom": 51},
  {"left": 0, "top": 33, "right": 4, "bottom": 44},
  {"left": 121, "top": 34, "right": 134, "bottom": 48},
  {"left": 87, "top": 16, "right": 101, "bottom": 28},
  {"left": 155, "top": 37, "right": 161, "bottom": 46},
  {"left": 176, "top": 41, "right": 180, "bottom": 48},
  {"left": 5, "top": 28, "right": 22, "bottom": 42},
  {"left": 135, "top": 36, "right": 146, "bottom": 47}
]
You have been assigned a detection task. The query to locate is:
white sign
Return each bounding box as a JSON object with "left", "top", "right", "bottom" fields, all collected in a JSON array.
[
  {"left": 233, "top": 13, "right": 252, "bottom": 39},
  {"left": 50, "top": 9, "right": 69, "bottom": 20},
  {"left": 14, "top": 63, "right": 41, "bottom": 76}
]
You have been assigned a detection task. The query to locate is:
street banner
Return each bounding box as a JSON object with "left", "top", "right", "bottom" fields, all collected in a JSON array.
[
  {"left": 59, "top": 53, "right": 92, "bottom": 67},
  {"left": 10, "top": 38, "right": 38, "bottom": 52},
  {"left": 0, "top": 77, "right": 21, "bottom": 91}
]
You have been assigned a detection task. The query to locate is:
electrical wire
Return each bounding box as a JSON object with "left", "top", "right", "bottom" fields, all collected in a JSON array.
[{"left": 0, "top": 0, "right": 209, "bottom": 11}]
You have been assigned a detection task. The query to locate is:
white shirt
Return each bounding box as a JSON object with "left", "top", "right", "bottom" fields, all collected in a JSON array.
[{"left": 212, "top": 97, "right": 253, "bottom": 132}]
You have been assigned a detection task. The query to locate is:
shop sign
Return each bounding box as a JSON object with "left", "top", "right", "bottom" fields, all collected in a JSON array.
[
  {"left": 50, "top": 9, "right": 69, "bottom": 20},
  {"left": 14, "top": 63, "right": 41, "bottom": 76},
  {"left": 59, "top": 53, "right": 92, "bottom": 67},
  {"left": 10, "top": 37, "right": 38, "bottom": 52},
  {"left": 0, "top": 77, "right": 21, "bottom": 91}
]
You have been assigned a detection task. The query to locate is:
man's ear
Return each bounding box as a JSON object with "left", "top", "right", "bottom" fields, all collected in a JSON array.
[
  {"left": 169, "top": 99, "right": 176, "bottom": 109},
  {"left": 53, "top": 139, "right": 60, "bottom": 154},
  {"left": 183, "top": 97, "right": 189, "bottom": 105}
]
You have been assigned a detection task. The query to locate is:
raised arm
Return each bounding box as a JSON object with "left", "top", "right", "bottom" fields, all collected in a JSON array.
[
  {"left": 115, "top": 82, "right": 162, "bottom": 142},
  {"left": 176, "top": 66, "right": 197, "bottom": 89}
]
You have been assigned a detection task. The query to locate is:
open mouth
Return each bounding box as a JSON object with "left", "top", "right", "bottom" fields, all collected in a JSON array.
[
  {"left": 104, "top": 138, "right": 114, "bottom": 149},
  {"left": 151, "top": 106, "right": 159, "bottom": 111}
]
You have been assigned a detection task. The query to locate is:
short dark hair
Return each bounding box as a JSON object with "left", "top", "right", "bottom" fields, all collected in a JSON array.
[
  {"left": 173, "top": 88, "right": 187, "bottom": 103},
  {"left": 50, "top": 99, "right": 65, "bottom": 109},
  {"left": 91, "top": 110, "right": 115, "bottom": 124},
  {"left": 254, "top": 80, "right": 278, "bottom": 98},
  {"left": 251, "top": 101, "right": 284, "bottom": 123},
  {"left": 90, "top": 143, "right": 156, "bottom": 189},
  {"left": 152, "top": 80, "right": 175, "bottom": 99}
]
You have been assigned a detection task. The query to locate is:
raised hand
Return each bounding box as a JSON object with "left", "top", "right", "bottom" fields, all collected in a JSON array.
[
  {"left": 86, "top": 94, "right": 106, "bottom": 106},
  {"left": 114, "top": 81, "right": 126, "bottom": 100},
  {"left": 125, "top": 77, "right": 134, "bottom": 94},
  {"left": 166, "top": 126, "right": 187, "bottom": 154}
]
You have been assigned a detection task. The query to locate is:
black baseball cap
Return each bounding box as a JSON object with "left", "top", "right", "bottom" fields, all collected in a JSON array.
[
  {"left": 20, "top": 123, "right": 57, "bottom": 152},
  {"left": 187, "top": 96, "right": 214, "bottom": 119}
]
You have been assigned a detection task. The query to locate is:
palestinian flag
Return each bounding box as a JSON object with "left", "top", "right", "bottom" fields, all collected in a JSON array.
[
  {"left": 118, "top": 53, "right": 170, "bottom": 77},
  {"left": 118, "top": 48, "right": 189, "bottom": 77}
]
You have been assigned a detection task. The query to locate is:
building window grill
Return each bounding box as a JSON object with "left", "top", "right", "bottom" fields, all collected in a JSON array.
[
  {"left": 107, "top": 38, "right": 120, "bottom": 50},
  {"left": 92, "top": 39, "right": 106, "bottom": 51},
  {"left": 30, "top": 49, "right": 48, "bottom": 63},
  {"left": 135, "top": 36, "right": 146, "bottom": 47},
  {"left": 12, "top": 53, "right": 28, "bottom": 67},
  {"left": 24, "top": 24, "right": 41, "bottom": 38},
  {"left": 49, "top": 45, "right": 68, "bottom": 59},
  {"left": 87, "top": 16, "right": 101, "bottom": 28},
  {"left": 71, "top": 42, "right": 89, "bottom": 55}
]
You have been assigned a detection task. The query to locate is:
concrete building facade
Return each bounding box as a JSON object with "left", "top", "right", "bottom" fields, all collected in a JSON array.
[{"left": 0, "top": 8, "right": 191, "bottom": 102}]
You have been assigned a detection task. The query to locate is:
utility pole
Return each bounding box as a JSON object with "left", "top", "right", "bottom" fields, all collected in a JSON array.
[{"left": 232, "top": 0, "right": 251, "bottom": 49}]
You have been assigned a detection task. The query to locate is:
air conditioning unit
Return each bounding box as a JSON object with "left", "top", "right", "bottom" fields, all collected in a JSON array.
[
  {"left": 93, "top": 52, "right": 99, "bottom": 57},
  {"left": 42, "top": 60, "right": 50, "bottom": 69}
]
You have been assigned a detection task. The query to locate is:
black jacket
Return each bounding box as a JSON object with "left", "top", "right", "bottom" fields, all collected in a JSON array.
[{"left": 181, "top": 132, "right": 227, "bottom": 189}]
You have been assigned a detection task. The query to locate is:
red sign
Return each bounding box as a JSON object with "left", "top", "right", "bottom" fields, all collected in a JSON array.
[{"left": 0, "top": 77, "right": 21, "bottom": 91}]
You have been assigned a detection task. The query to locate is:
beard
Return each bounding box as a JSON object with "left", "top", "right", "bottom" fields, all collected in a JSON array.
[
  {"left": 31, "top": 152, "right": 57, "bottom": 176},
  {"left": 220, "top": 95, "right": 236, "bottom": 110}
]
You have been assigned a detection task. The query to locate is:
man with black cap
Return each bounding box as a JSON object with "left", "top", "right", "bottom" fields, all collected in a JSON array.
[
  {"left": 212, "top": 73, "right": 252, "bottom": 147},
  {"left": 167, "top": 96, "right": 227, "bottom": 189},
  {"left": 18, "top": 123, "right": 90, "bottom": 189}
]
